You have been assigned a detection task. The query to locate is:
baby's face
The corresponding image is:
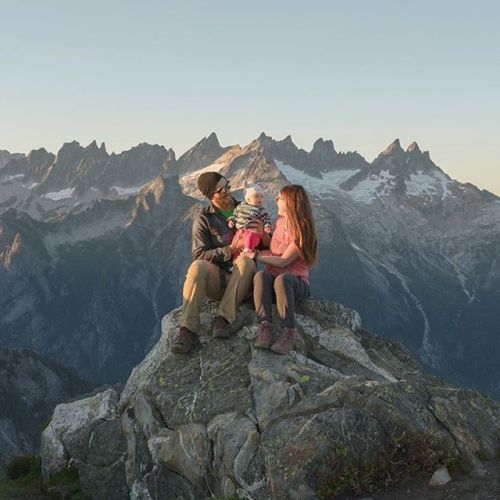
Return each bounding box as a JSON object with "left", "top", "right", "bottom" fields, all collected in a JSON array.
[{"left": 248, "top": 192, "right": 263, "bottom": 207}]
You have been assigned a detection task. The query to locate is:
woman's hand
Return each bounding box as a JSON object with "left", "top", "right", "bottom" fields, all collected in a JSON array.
[{"left": 239, "top": 249, "right": 255, "bottom": 260}]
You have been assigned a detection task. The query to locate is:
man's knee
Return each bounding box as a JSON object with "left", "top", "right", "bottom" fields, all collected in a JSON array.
[
  {"left": 235, "top": 256, "right": 256, "bottom": 276},
  {"left": 186, "top": 260, "right": 210, "bottom": 280}
]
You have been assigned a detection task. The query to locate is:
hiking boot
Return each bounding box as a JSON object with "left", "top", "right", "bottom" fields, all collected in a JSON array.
[
  {"left": 213, "top": 315, "right": 232, "bottom": 338},
  {"left": 171, "top": 327, "right": 199, "bottom": 354},
  {"left": 271, "top": 327, "right": 297, "bottom": 355},
  {"left": 254, "top": 321, "right": 273, "bottom": 349}
]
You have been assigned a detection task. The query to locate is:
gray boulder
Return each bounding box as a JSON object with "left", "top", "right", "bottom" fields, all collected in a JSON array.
[{"left": 41, "top": 300, "right": 500, "bottom": 499}]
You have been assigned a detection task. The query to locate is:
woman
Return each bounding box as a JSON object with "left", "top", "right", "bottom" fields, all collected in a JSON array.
[{"left": 243, "top": 184, "right": 318, "bottom": 355}]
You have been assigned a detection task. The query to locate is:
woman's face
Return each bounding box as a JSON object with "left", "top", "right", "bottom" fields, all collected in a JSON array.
[{"left": 276, "top": 192, "right": 287, "bottom": 216}]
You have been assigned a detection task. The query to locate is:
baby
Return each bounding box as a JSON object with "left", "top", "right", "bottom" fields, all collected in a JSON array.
[{"left": 228, "top": 182, "right": 272, "bottom": 254}]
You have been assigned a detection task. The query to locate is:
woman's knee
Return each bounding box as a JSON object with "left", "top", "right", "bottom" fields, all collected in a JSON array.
[
  {"left": 273, "top": 273, "right": 293, "bottom": 292},
  {"left": 254, "top": 270, "right": 272, "bottom": 286}
]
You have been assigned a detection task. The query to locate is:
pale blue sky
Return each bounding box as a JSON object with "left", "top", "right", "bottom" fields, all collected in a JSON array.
[{"left": 1, "top": 1, "right": 499, "bottom": 193}]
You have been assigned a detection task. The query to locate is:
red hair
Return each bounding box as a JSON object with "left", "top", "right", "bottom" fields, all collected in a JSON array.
[{"left": 280, "top": 185, "right": 318, "bottom": 267}]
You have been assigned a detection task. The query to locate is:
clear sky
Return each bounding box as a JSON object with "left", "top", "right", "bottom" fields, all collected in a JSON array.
[{"left": 1, "top": 1, "right": 499, "bottom": 194}]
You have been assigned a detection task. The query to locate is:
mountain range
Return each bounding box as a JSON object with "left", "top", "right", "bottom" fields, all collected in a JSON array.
[{"left": 1, "top": 133, "right": 499, "bottom": 398}]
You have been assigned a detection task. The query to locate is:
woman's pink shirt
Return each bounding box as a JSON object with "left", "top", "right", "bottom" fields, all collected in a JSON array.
[{"left": 265, "top": 216, "right": 310, "bottom": 284}]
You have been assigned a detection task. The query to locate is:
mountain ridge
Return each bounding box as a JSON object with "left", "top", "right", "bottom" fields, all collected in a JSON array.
[{"left": 0, "top": 134, "right": 499, "bottom": 400}]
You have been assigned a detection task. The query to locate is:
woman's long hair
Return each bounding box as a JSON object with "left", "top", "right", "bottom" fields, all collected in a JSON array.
[{"left": 280, "top": 184, "right": 318, "bottom": 267}]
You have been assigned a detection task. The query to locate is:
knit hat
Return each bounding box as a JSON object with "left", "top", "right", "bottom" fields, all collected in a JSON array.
[
  {"left": 243, "top": 181, "right": 263, "bottom": 203},
  {"left": 197, "top": 172, "right": 224, "bottom": 199}
]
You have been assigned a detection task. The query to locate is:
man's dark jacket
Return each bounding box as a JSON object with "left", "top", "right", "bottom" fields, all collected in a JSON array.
[{"left": 192, "top": 200, "right": 240, "bottom": 273}]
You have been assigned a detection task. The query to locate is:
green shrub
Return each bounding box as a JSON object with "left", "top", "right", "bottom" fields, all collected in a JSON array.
[
  {"left": 317, "top": 429, "right": 464, "bottom": 499},
  {"left": 47, "top": 467, "right": 88, "bottom": 499},
  {"left": 6, "top": 454, "right": 41, "bottom": 480}
]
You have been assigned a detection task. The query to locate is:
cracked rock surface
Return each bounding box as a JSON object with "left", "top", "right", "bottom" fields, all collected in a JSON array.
[{"left": 41, "top": 299, "right": 500, "bottom": 499}]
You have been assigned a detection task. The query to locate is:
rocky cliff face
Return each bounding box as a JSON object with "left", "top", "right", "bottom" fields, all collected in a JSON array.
[
  {"left": 0, "top": 174, "right": 193, "bottom": 383},
  {"left": 40, "top": 300, "right": 500, "bottom": 499},
  {"left": 0, "top": 348, "right": 90, "bottom": 477}
]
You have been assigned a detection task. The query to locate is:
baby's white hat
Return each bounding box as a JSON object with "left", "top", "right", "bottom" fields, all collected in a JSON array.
[{"left": 243, "top": 181, "right": 263, "bottom": 203}]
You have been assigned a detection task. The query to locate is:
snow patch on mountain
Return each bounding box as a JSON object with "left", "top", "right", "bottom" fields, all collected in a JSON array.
[
  {"left": 441, "top": 254, "right": 477, "bottom": 303},
  {"left": 378, "top": 262, "right": 438, "bottom": 368},
  {"left": 405, "top": 171, "right": 452, "bottom": 199},
  {"left": 2, "top": 174, "right": 25, "bottom": 182},
  {"left": 23, "top": 182, "right": 40, "bottom": 189},
  {"left": 274, "top": 160, "right": 358, "bottom": 194},
  {"left": 110, "top": 184, "right": 148, "bottom": 196},
  {"left": 42, "top": 188, "right": 76, "bottom": 201},
  {"left": 349, "top": 170, "right": 396, "bottom": 203}
]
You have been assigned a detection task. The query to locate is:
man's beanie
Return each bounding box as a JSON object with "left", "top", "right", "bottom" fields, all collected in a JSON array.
[{"left": 197, "top": 171, "right": 224, "bottom": 199}]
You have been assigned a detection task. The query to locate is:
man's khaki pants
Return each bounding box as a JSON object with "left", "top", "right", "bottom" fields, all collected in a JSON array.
[{"left": 180, "top": 257, "right": 256, "bottom": 334}]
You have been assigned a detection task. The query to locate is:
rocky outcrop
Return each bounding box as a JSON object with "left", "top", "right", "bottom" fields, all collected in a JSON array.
[
  {"left": 41, "top": 300, "right": 500, "bottom": 499},
  {"left": 0, "top": 348, "right": 90, "bottom": 477}
]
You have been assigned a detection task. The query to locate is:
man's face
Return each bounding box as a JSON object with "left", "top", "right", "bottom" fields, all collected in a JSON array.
[{"left": 211, "top": 177, "right": 232, "bottom": 205}]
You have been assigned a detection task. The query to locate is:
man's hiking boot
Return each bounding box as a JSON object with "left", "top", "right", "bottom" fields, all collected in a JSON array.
[
  {"left": 254, "top": 321, "right": 273, "bottom": 349},
  {"left": 171, "top": 327, "right": 199, "bottom": 354},
  {"left": 271, "top": 327, "right": 297, "bottom": 355},
  {"left": 213, "top": 315, "right": 232, "bottom": 338}
]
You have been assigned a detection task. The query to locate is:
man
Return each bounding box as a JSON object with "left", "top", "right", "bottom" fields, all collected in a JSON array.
[{"left": 171, "top": 171, "right": 269, "bottom": 354}]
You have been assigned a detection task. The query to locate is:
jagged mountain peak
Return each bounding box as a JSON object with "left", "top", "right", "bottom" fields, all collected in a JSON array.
[
  {"left": 406, "top": 141, "right": 421, "bottom": 154},
  {"left": 58, "top": 140, "right": 82, "bottom": 151},
  {"left": 27, "top": 147, "right": 49, "bottom": 158},
  {"left": 54, "top": 141, "right": 84, "bottom": 165},
  {"left": 249, "top": 133, "right": 300, "bottom": 156},
  {"left": 26, "top": 147, "right": 54, "bottom": 166},
  {"left": 177, "top": 133, "right": 227, "bottom": 174},
  {"left": 312, "top": 137, "right": 336, "bottom": 154},
  {"left": 381, "top": 138, "right": 403, "bottom": 156},
  {"left": 252, "top": 132, "right": 280, "bottom": 149},
  {"left": 83, "top": 140, "right": 109, "bottom": 159},
  {"left": 205, "top": 131, "right": 220, "bottom": 145},
  {"left": 280, "top": 134, "right": 293, "bottom": 144},
  {"left": 183, "top": 132, "right": 221, "bottom": 155}
]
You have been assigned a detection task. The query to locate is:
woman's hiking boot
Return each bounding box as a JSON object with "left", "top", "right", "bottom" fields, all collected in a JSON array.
[
  {"left": 271, "top": 327, "right": 297, "bottom": 355},
  {"left": 254, "top": 321, "right": 273, "bottom": 349},
  {"left": 171, "top": 327, "right": 199, "bottom": 354}
]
